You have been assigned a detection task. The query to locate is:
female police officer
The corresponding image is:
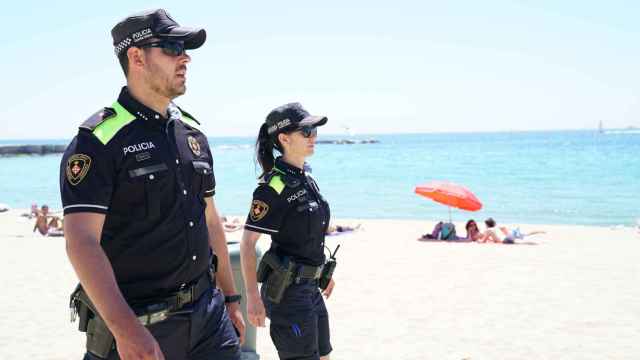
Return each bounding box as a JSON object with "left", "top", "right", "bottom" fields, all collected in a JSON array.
[{"left": 240, "top": 103, "right": 335, "bottom": 360}]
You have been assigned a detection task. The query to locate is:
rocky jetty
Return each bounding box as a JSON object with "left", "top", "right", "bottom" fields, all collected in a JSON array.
[
  {"left": 316, "top": 139, "right": 379, "bottom": 145},
  {"left": 0, "top": 145, "right": 66, "bottom": 156}
]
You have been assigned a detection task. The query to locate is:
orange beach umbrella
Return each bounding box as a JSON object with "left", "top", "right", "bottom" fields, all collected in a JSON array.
[{"left": 414, "top": 181, "right": 482, "bottom": 222}]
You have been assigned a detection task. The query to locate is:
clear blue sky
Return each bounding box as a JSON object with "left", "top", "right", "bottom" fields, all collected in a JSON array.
[{"left": 2, "top": 1, "right": 639, "bottom": 139}]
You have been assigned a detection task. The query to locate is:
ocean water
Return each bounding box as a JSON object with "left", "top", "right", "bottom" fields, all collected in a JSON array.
[{"left": 1, "top": 131, "right": 638, "bottom": 226}]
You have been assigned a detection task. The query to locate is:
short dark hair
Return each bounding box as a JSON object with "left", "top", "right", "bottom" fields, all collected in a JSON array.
[
  {"left": 485, "top": 217, "right": 496, "bottom": 228},
  {"left": 117, "top": 52, "right": 129, "bottom": 76}
]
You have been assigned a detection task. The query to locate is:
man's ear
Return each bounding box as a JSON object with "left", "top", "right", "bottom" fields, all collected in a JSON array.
[{"left": 127, "top": 47, "right": 145, "bottom": 71}]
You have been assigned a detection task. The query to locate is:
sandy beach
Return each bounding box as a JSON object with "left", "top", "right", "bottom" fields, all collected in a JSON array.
[{"left": 1, "top": 209, "right": 639, "bottom": 359}]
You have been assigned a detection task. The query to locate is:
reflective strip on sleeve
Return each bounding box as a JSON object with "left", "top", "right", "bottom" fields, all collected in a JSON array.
[
  {"left": 63, "top": 204, "right": 109, "bottom": 211},
  {"left": 244, "top": 224, "right": 278, "bottom": 234}
]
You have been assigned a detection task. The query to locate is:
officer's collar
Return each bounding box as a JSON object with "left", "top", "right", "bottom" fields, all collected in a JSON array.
[
  {"left": 274, "top": 157, "right": 311, "bottom": 178},
  {"left": 117, "top": 87, "right": 171, "bottom": 125}
]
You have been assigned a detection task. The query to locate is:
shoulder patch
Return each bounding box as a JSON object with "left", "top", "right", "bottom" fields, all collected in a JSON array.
[
  {"left": 66, "top": 154, "right": 92, "bottom": 185},
  {"left": 249, "top": 200, "right": 269, "bottom": 222},
  {"left": 80, "top": 108, "right": 116, "bottom": 131}
]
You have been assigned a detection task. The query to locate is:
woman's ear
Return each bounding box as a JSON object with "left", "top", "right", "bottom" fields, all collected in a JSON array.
[{"left": 277, "top": 133, "right": 289, "bottom": 148}]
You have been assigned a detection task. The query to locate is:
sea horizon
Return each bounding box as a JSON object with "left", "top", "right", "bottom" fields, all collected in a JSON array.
[{"left": 1, "top": 130, "right": 638, "bottom": 227}]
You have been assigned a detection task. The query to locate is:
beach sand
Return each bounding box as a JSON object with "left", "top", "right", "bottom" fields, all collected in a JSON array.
[{"left": 1, "top": 210, "right": 639, "bottom": 359}]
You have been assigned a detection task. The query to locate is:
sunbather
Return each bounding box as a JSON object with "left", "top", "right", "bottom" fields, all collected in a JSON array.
[
  {"left": 465, "top": 219, "right": 483, "bottom": 241},
  {"left": 33, "top": 205, "right": 64, "bottom": 237},
  {"left": 479, "top": 217, "right": 545, "bottom": 244},
  {"left": 326, "top": 223, "right": 361, "bottom": 236},
  {"left": 419, "top": 221, "right": 475, "bottom": 241}
]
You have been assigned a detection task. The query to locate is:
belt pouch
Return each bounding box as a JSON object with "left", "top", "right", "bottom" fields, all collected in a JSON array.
[
  {"left": 257, "top": 257, "right": 272, "bottom": 283},
  {"left": 265, "top": 262, "right": 295, "bottom": 304},
  {"left": 86, "top": 315, "right": 115, "bottom": 359}
]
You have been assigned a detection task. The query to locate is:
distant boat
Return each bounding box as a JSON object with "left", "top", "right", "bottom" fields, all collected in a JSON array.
[{"left": 598, "top": 121, "right": 604, "bottom": 134}]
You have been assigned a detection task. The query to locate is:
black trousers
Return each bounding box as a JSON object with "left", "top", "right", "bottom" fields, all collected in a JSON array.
[
  {"left": 262, "top": 279, "right": 332, "bottom": 360},
  {"left": 83, "top": 288, "right": 240, "bottom": 360}
]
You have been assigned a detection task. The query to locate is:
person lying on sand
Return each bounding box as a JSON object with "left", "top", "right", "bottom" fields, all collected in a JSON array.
[
  {"left": 418, "top": 220, "right": 479, "bottom": 242},
  {"left": 478, "top": 217, "right": 545, "bottom": 244},
  {"left": 33, "top": 204, "right": 64, "bottom": 237},
  {"left": 326, "top": 223, "right": 361, "bottom": 236}
]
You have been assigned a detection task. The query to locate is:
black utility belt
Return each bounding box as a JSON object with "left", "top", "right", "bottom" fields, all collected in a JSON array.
[
  {"left": 296, "top": 262, "right": 324, "bottom": 280},
  {"left": 70, "top": 273, "right": 213, "bottom": 358},
  {"left": 132, "top": 273, "right": 212, "bottom": 325},
  {"left": 257, "top": 250, "right": 331, "bottom": 304},
  {"left": 70, "top": 272, "right": 212, "bottom": 330}
]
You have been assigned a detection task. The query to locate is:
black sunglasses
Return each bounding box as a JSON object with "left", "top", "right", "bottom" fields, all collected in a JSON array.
[
  {"left": 139, "top": 41, "right": 186, "bottom": 56},
  {"left": 297, "top": 126, "right": 318, "bottom": 138}
]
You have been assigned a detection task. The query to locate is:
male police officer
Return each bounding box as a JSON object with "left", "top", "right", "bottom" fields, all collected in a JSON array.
[{"left": 60, "top": 9, "right": 244, "bottom": 359}]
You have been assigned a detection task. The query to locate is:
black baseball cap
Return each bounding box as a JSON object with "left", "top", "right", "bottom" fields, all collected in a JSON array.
[
  {"left": 112, "top": 9, "right": 206, "bottom": 56},
  {"left": 266, "top": 103, "right": 328, "bottom": 135}
]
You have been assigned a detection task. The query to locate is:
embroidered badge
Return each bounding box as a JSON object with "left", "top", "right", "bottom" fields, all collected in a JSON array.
[
  {"left": 249, "top": 200, "right": 269, "bottom": 222},
  {"left": 66, "top": 154, "right": 92, "bottom": 186},
  {"left": 187, "top": 136, "right": 201, "bottom": 157}
]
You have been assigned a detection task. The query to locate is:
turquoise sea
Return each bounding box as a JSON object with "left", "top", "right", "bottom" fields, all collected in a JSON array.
[{"left": 1, "top": 131, "right": 638, "bottom": 226}]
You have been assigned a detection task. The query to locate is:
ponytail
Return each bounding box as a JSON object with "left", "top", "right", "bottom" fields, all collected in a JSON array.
[{"left": 256, "top": 123, "right": 276, "bottom": 176}]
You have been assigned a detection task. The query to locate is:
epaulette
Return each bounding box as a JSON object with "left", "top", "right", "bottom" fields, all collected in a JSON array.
[
  {"left": 177, "top": 106, "right": 201, "bottom": 125},
  {"left": 87, "top": 102, "right": 137, "bottom": 145},
  {"left": 79, "top": 107, "right": 116, "bottom": 131},
  {"left": 263, "top": 168, "right": 301, "bottom": 195}
]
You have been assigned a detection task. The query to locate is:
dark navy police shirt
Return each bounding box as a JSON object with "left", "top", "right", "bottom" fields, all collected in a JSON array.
[
  {"left": 244, "top": 157, "right": 330, "bottom": 266},
  {"left": 60, "top": 87, "right": 215, "bottom": 301}
]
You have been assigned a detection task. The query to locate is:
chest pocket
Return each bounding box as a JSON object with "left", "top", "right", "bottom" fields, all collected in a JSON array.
[
  {"left": 191, "top": 160, "right": 213, "bottom": 202},
  {"left": 116, "top": 163, "right": 171, "bottom": 220}
]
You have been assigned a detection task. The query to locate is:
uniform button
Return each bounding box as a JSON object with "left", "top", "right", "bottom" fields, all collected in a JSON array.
[
  {"left": 175, "top": 159, "right": 179, "bottom": 164},
  {"left": 148, "top": 174, "right": 155, "bottom": 180},
  {"left": 183, "top": 189, "right": 188, "bottom": 195},
  {"left": 189, "top": 221, "right": 194, "bottom": 227},
  {"left": 154, "top": 114, "right": 160, "bottom": 119},
  {"left": 192, "top": 255, "right": 197, "bottom": 261},
  {"left": 203, "top": 170, "right": 208, "bottom": 174}
]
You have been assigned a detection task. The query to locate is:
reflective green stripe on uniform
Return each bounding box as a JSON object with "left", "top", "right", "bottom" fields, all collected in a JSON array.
[
  {"left": 181, "top": 113, "right": 202, "bottom": 131},
  {"left": 92, "top": 101, "right": 136, "bottom": 145},
  {"left": 269, "top": 174, "right": 286, "bottom": 194}
]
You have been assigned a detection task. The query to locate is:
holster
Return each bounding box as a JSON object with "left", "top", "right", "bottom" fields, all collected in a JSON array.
[
  {"left": 70, "top": 285, "right": 115, "bottom": 359},
  {"left": 257, "top": 250, "right": 295, "bottom": 304}
]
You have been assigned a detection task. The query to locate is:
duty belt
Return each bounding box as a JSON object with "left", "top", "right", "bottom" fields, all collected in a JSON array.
[
  {"left": 133, "top": 273, "right": 212, "bottom": 326},
  {"left": 295, "top": 263, "right": 324, "bottom": 280},
  {"left": 268, "top": 246, "right": 324, "bottom": 280}
]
